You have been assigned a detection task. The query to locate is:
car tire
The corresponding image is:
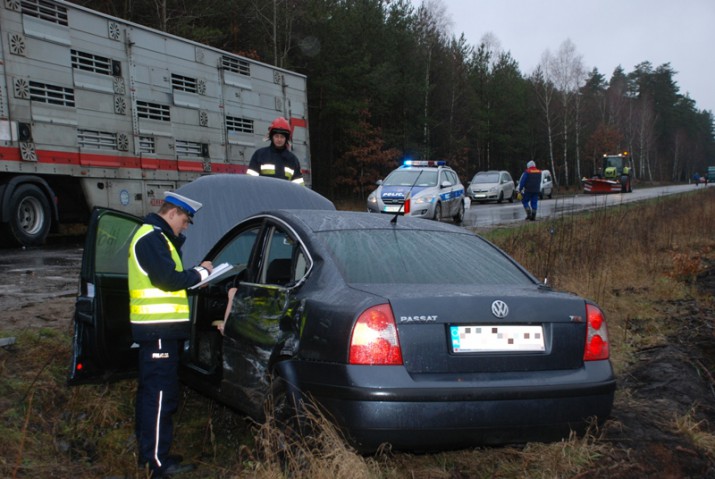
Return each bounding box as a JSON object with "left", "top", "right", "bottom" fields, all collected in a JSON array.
[
  {"left": 1, "top": 183, "right": 51, "bottom": 247},
  {"left": 266, "top": 374, "right": 312, "bottom": 453},
  {"left": 497, "top": 192, "right": 503, "bottom": 204},
  {"left": 433, "top": 202, "right": 442, "bottom": 221},
  {"left": 453, "top": 201, "right": 465, "bottom": 224}
]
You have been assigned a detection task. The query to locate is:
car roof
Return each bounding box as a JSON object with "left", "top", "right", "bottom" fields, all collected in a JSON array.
[
  {"left": 270, "top": 209, "right": 469, "bottom": 235},
  {"left": 177, "top": 175, "right": 336, "bottom": 266}
]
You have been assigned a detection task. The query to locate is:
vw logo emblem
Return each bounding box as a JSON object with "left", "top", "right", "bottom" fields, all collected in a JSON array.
[{"left": 491, "top": 300, "right": 509, "bottom": 319}]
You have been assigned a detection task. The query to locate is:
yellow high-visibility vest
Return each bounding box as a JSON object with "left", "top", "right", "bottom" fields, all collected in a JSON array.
[{"left": 128, "top": 225, "right": 190, "bottom": 325}]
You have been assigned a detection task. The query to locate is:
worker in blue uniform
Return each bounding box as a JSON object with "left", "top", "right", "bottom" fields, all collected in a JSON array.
[
  {"left": 128, "top": 191, "right": 213, "bottom": 477},
  {"left": 518, "top": 160, "right": 542, "bottom": 221}
]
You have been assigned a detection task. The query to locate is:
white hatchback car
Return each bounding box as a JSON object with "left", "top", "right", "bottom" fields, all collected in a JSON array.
[
  {"left": 540, "top": 170, "right": 554, "bottom": 199},
  {"left": 467, "top": 170, "right": 515, "bottom": 203}
]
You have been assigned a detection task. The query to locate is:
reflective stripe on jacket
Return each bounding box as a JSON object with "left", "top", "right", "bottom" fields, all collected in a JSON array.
[
  {"left": 129, "top": 224, "right": 190, "bottom": 326},
  {"left": 247, "top": 144, "right": 304, "bottom": 184}
]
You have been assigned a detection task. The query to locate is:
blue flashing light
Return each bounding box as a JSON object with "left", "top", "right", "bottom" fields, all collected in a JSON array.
[{"left": 402, "top": 160, "right": 447, "bottom": 167}]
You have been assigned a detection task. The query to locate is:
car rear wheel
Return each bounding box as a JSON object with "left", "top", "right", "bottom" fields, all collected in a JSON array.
[{"left": 265, "top": 375, "right": 313, "bottom": 457}]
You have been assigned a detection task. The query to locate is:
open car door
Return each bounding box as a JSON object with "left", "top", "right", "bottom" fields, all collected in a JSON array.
[{"left": 68, "top": 208, "right": 142, "bottom": 384}]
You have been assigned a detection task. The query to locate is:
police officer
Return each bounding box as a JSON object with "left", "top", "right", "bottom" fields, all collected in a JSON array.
[
  {"left": 129, "top": 191, "right": 212, "bottom": 477},
  {"left": 247, "top": 116, "right": 304, "bottom": 184},
  {"left": 518, "top": 160, "right": 542, "bottom": 221}
]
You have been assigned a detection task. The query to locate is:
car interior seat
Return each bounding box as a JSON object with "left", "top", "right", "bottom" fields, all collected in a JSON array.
[{"left": 266, "top": 258, "right": 292, "bottom": 285}]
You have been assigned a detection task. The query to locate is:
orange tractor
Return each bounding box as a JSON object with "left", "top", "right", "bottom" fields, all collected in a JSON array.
[{"left": 582, "top": 152, "right": 633, "bottom": 194}]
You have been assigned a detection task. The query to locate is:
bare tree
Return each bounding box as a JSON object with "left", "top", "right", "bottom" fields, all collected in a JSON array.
[
  {"left": 415, "top": 0, "right": 449, "bottom": 159},
  {"left": 248, "top": 0, "right": 297, "bottom": 68},
  {"left": 532, "top": 54, "right": 557, "bottom": 184},
  {"left": 547, "top": 39, "right": 585, "bottom": 186}
]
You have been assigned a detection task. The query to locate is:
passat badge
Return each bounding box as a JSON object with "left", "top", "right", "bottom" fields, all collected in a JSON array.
[{"left": 491, "top": 300, "right": 509, "bottom": 318}]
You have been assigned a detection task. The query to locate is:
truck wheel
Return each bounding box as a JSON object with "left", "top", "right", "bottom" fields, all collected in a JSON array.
[
  {"left": 4, "top": 184, "right": 51, "bottom": 246},
  {"left": 621, "top": 175, "right": 632, "bottom": 193}
]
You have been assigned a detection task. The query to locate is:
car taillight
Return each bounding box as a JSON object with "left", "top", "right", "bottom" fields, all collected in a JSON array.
[
  {"left": 584, "top": 303, "right": 609, "bottom": 361},
  {"left": 349, "top": 304, "right": 403, "bottom": 365}
]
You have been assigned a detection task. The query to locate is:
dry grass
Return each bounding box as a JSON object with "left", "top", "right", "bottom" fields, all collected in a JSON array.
[
  {"left": 673, "top": 406, "right": 715, "bottom": 459},
  {"left": 481, "top": 189, "right": 715, "bottom": 370},
  {"left": 1, "top": 188, "right": 714, "bottom": 478}
]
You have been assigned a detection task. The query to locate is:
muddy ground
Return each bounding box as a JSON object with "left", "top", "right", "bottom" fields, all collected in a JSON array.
[{"left": 1, "top": 241, "right": 714, "bottom": 478}]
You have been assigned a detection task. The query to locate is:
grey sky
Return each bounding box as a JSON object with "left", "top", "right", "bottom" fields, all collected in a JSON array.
[{"left": 437, "top": 0, "right": 715, "bottom": 113}]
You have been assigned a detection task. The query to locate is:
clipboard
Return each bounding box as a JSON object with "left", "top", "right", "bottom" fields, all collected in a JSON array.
[{"left": 189, "top": 262, "right": 235, "bottom": 289}]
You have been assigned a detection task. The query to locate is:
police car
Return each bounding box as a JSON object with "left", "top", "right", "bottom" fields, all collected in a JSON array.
[{"left": 367, "top": 160, "right": 465, "bottom": 222}]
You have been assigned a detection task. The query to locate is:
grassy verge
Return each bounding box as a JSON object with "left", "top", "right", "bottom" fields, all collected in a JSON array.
[{"left": 1, "top": 188, "right": 714, "bottom": 478}]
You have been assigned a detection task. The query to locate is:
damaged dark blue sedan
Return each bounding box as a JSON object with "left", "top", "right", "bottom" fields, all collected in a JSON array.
[{"left": 69, "top": 175, "right": 615, "bottom": 453}]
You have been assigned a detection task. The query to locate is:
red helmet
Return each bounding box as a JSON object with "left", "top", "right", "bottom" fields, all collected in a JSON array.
[{"left": 268, "top": 117, "right": 292, "bottom": 141}]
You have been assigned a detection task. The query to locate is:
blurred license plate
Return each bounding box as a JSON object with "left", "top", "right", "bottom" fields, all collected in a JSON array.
[
  {"left": 383, "top": 205, "right": 401, "bottom": 212},
  {"left": 450, "top": 325, "right": 545, "bottom": 352}
]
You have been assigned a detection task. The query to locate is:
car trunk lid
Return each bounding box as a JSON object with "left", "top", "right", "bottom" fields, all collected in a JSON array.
[{"left": 352, "top": 284, "right": 587, "bottom": 374}]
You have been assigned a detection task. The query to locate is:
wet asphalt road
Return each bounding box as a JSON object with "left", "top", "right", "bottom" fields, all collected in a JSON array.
[
  {"left": 462, "top": 183, "right": 707, "bottom": 228},
  {"left": 0, "top": 239, "right": 84, "bottom": 311},
  {"left": 0, "top": 183, "right": 708, "bottom": 309}
]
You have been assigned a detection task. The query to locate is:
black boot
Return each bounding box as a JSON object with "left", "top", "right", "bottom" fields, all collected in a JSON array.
[
  {"left": 524, "top": 207, "right": 532, "bottom": 220},
  {"left": 530, "top": 209, "right": 537, "bottom": 221}
]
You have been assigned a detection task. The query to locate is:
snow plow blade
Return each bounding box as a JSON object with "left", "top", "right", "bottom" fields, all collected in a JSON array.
[{"left": 582, "top": 178, "right": 623, "bottom": 194}]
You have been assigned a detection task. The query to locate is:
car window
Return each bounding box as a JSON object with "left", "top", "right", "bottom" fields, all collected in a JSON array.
[
  {"left": 213, "top": 226, "right": 260, "bottom": 267},
  {"left": 385, "top": 170, "right": 438, "bottom": 187},
  {"left": 319, "top": 230, "right": 533, "bottom": 285},
  {"left": 445, "top": 170, "right": 459, "bottom": 186},
  {"left": 260, "top": 226, "right": 304, "bottom": 286},
  {"left": 472, "top": 173, "right": 499, "bottom": 183},
  {"left": 96, "top": 214, "right": 140, "bottom": 274}
]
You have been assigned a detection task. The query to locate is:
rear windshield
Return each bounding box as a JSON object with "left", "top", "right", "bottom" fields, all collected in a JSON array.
[
  {"left": 384, "top": 170, "right": 438, "bottom": 187},
  {"left": 318, "top": 230, "right": 533, "bottom": 285}
]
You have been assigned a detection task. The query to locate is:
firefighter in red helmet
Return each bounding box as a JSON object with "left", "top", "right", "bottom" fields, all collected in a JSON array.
[{"left": 247, "top": 117, "right": 304, "bottom": 185}]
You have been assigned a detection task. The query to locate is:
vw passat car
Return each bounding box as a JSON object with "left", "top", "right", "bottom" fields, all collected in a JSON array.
[
  {"left": 70, "top": 175, "right": 615, "bottom": 453},
  {"left": 468, "top": 170, "right": 515, "bottom": 203},
  {"left": 367, "top": 160, "right": 465, "bottom": 223}
]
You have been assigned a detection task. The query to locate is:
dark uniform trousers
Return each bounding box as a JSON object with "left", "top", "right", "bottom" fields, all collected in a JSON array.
[{"left": 136, "top": 338, "right": 180, "bottom": 470}]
